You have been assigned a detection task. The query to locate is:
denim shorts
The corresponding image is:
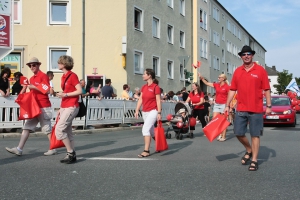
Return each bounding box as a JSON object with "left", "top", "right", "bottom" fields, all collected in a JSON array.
[
  {"left": 213, "top": 103, "right": 225, "bottom": 113},
  {"left": 234, "top": 111, "right": 263, "bottom": 137}
]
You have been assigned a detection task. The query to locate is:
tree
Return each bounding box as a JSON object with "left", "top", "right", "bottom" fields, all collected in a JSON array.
[
  {"left": 273, "top": 70, "right": 293, "bottom": 94},
  {"left": 295, "top": 77, "right": 300, "bottom": 85}
]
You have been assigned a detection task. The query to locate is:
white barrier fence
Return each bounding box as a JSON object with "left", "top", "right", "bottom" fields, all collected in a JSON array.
[{"left": 0, "top": 96, "right": 176, "bottom": 129}]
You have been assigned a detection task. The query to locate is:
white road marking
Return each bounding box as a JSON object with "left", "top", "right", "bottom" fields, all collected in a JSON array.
[{"left": 77, "top": 157, "right": 156, "bottom": 161}]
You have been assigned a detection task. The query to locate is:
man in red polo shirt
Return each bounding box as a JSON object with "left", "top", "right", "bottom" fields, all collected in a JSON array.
[
  {"left": 225, "top": 46, "right": 271, "bottom": 171},
  {"left": 6, "top": 57, "right": 55, "bottom": 156}
]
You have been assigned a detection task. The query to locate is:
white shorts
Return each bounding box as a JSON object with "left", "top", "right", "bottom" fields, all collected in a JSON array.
[
  {"left": 142, "top": 109, "right": 158, "bottom": 136},
  {"left": 213, "top": 103, "right": 225, "bottom": 113}
]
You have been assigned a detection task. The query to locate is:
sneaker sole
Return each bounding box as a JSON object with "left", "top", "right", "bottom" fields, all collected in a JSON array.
[{"left": 6, "top": 149, "right": 22, "bottom": 156}]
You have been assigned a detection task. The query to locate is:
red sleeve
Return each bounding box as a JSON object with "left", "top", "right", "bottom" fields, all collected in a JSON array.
[
  {"left": 154, "top": 84, "right": 160, "bottom": 95},
  {"left": 230, "top": 69, "right": 238, "bottom": 90},
  {"left": 261, "top": 68, "right": 270, "bottom": 90}
]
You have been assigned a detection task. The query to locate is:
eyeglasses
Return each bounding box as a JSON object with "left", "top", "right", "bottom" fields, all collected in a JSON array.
[
  {"left": 241, "top": 52, "right": 252, "bottom": 57},
  {"left": 218, "top": 77, "right": 223, "bottom": 79},
  {"left": 28, "top": 63, "right": 38, "bottom": 68}
]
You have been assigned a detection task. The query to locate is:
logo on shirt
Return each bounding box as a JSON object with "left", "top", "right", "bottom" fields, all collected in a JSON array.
[
  {"left": 251, "top": 74, "right": 258, "bottom": 78},
  {"left": 148, "top": 88, "right": 154, "bottom": 92}
]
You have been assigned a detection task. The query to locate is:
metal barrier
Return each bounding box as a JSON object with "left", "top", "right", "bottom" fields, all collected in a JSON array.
[{"left": 0, "top": 96, "right": 176, "bottom": 130}]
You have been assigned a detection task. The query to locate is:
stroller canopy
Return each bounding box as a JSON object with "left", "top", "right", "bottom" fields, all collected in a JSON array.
[{"left": 174, "top": 102, "right": 192, "bottom": 115}]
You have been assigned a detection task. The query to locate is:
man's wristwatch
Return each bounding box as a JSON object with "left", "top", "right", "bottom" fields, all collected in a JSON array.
[
  {"left": 64, "top": 93, "right": 68, "bottom": 97},
  {"left": 157, "top": 112, "right": 161, "bottom": 114},
  {"left": 266, "top": 105, "right": 272, "bottom": 108}
]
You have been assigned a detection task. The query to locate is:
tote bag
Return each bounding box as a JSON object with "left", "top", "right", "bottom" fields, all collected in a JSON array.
[
  {"left": 203, "top": 113, "right": 230, "bottom": 142},
  {"left": 15, "top": 92, "right": 41, "bottom": 120},
  {"left": 76, "top": 96, "right": 86, "bottom": 118},
  {"left": 50, "top": 114, "right": 65, "bottom": 150},
  {"left": 155, "top": 121, "right": 168, "bottom": 152}
]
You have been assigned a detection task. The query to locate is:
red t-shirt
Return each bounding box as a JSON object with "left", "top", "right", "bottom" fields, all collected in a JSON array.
[
  {"left": 60, "top": 71, "right": 80, "bottom": 108},
  {"left": 213, "top": 82, "right": 230, "bottom": 104},
  {"left": 141, "top": 83, "right": 160, "bottom": 112},
  {"left": 230, "top": 63, "right": 270, "bottom": 113},
  {"left": 188, "top": 91, "right": 204, "bottom": 109},
  {"left": 29, "top": 70, "right": 51, "bottom": 108}
]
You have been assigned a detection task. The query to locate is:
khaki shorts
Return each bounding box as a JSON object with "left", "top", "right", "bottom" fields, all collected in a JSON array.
[
  {"left": 55, "top": 107, "right": 79, "bottom": 141},
  {"left": 23, "top": 107, "right": 52, "bottom": 134}
]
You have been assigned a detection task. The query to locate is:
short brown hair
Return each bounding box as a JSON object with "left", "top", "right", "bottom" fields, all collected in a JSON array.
[{"left": 57, "top": 55, "right": 74, "bottom": 70}]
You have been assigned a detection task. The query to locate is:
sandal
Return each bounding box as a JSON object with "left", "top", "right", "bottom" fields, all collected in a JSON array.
[
  {"left": 138, "top": 150, "right": 150, "bottom": 158},
  {"left": 248, "top": 161, "right": 258, "bottom": 171},
  {"left": 241, "top": 152, "right": 252, "bottom": 165}
]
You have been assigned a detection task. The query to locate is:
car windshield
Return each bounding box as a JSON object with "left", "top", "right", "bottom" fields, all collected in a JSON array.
[{"left": 263, "top": 97, "right": 291, "bottom": 106}]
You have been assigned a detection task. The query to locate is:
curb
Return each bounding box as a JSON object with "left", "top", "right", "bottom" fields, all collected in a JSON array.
[{"left": 0, "top": 125, "right": 143, "bottom": 139}]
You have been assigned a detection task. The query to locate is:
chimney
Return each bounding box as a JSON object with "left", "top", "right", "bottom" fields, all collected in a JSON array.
[{"left": 272, "top": 66, "right": 276, "bottom": 71}]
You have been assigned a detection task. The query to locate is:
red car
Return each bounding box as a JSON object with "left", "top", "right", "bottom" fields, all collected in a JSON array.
[{"left": 263, "top": 95, "right": 297, "bottom": 127}]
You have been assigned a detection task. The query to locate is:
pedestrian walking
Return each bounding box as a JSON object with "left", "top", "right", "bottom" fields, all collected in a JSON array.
[
  {"left": 224, "top": 45, "right": 271, "bottom": 171},
  {"left": 55, "top": 55, "right": 82, "bottom": 164},
  {"left": 185, "top": 82, "right": 206, "bottom": 136},
  {"left": 135, "top": 68, "right": 161, "bottom": 158},
  {"left": 6, "top": 57, "right": 54, "bottom": 156},
  {"left": 199, "top": 72, "right": 230, "bottom": 141}
]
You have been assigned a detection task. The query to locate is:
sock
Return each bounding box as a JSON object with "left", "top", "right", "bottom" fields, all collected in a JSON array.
[{"left": 17, "top": 147, "right": 23, "bottom": 152}]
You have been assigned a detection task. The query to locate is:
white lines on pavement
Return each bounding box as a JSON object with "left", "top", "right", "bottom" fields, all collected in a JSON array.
[{"left": 77, "top": 157, "right": 156, "bottom": 161}]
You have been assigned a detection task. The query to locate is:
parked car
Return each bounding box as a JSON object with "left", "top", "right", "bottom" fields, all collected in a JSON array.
[{"left": 263, "top": 95, "right": 297, "bottom": 127}]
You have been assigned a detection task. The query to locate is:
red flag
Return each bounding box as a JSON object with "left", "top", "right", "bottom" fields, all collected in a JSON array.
[
  {"left": 36, "top": 81, "right": 50, "bottom": 94},
  {"left": 20, "top": 76, "right": 29, "bottom": 85}
]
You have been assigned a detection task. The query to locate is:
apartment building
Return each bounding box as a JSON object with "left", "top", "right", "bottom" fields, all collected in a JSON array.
[{"left": 0, "top": 0, "right": 266, "bottom": 95}]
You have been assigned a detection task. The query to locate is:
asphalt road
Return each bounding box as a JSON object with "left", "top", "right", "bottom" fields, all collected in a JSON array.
[{"left": 0, "top": 117, "right": 300, "bottom": 200}]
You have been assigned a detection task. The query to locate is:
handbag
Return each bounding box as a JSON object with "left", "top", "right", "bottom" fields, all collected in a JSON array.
[
  {"left": 50, "top": 114, "right": 65, "bottom": 150},
  {"left": 15, "top": 92, "right": 42, "bottom": 120},
  {"left": 155, "top": 120, "right": 168, "bottom": 152},
  {"left": 76, "top": 95, "right": 86, "bottom": 118},
  {"left": 63, "top": 73, "right": 86, "bottom": 118},
  {"left": 203, "top": 113, "right": 230, "bottom": 142}
]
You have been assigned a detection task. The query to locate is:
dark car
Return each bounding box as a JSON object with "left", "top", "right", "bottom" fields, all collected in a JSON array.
[{"left": 263, "top": 95, "right": 296, "bottom": 127}]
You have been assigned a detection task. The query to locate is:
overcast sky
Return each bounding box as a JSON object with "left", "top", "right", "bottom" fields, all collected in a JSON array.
[{"left": 218, "top": 0, "right": 300, "bottom": 78}]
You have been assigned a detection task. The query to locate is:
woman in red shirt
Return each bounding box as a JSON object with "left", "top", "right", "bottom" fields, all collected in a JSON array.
[
  {"left": 199, "top": 73, "right": 230, "bottom": 141},
  {"left": 135, "top": 68, "right": 161, "bottom": 158},
  {"left": 185, "top": 82, "right": 206, "bottom": 137},
  {"left": 56, "top": 55, "right": 82, "bottom": 164}
]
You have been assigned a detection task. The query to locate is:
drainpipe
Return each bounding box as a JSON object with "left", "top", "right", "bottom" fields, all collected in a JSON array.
[{"left": 82, "top": 0, "right": 85, "bottom": 79}]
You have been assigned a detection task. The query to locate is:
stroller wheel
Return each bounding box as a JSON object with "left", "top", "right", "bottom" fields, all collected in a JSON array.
[
  {"left": 175, "top": 133, "right": 179, "bottom": 140},
  {"left": 179, "top": 134, "right": 183, "bottom": 140},
  {"left": 167, "top": 133, "right": 172, "bottom": 139}
]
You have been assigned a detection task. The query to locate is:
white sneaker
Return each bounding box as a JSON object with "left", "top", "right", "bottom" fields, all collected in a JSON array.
[
  {"left": 6, "top": 147, "right": 22, "bottom": 156},
  {"left": 44, "top": 149, "right": 57, "bottom": 156}
]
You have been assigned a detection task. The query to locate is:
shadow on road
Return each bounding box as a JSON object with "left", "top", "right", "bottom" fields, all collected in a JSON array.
[{"left": 160, "top": 141, "right": 193, "bottom": 156}]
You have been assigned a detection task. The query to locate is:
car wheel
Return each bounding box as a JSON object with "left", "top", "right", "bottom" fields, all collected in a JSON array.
[{"left": 292, "top": 117, "right": 296, "bottom": 127}]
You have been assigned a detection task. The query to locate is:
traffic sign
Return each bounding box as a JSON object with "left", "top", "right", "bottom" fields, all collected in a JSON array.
[{"left": 0, "top": 0, "right": 13, "bottom": 60}]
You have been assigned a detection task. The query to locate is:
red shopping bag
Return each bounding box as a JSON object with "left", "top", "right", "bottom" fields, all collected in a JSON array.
[
  {"left": 203, "top": 113, "right": 230, "bottom": 142},
  {"left": 15, "top": 92, "right": 42, "bottom": 120},
  {"left": 155, "top": 121, "right": 168, "bottom": 152},
  {"left": 50, "top": 114, "right": 65, "bottom": 150}
]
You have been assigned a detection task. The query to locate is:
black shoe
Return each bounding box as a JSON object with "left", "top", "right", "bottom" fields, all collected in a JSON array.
[{"left": 60, "top": 151, "right": 77, "bottom": 164}]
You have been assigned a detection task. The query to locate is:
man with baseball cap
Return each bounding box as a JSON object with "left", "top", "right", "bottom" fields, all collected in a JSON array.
[
  {"left": 224, "top": 46, "right": 271, "bottom": 171},
  {"left": 6, "top": 57, "right": 56, "bottom": 156}
]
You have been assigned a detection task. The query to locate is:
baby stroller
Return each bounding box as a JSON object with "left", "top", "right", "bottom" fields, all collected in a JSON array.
[{"left": 165, "top": 102, "right": 195, "bottom": 140}]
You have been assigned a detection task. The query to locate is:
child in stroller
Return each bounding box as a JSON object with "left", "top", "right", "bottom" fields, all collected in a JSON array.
[{"left": 166, "top": 103, "right": 194, "bottom": 140}]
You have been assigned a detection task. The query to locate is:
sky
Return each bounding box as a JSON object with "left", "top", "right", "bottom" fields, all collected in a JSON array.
[{"left": 218, "top": 0, "right": 300, "bottom": 78}]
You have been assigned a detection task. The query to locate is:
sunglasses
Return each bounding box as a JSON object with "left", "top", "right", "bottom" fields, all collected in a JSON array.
[
  {"left": 28, "top": 63, "right": 38, "bottom": 68},
  {"left": 218, "top": 77, "right": 223, "bottom": 79},
  {"left": 241, "top": 52, "right": 252, "bottom": 56}
]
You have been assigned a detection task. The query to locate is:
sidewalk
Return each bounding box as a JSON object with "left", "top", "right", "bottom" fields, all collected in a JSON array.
[{"left": 0, "top": 125, "right": 144, "bottom": 139}]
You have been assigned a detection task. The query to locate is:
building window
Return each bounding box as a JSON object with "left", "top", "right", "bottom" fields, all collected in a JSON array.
[
  {"left": 180, "top": 31, "right": 185, "bottom": 48},
  {"left": 134, "top": 7, "right": 143, "bottom": 31},
  {"left": 49, "top": 1, "right": 70, "bottom": 25},
  {"left": 222, "top": 26, "right": 225, "bottom": 41},
  {"left": 200, "top": 9, "right": 207, "bottom": 30},
  {"left": 167, "top": 0, "right": 173, "bottom": 8},
  {"left": 227, "top": 20, "right": 231, "bottom": 32},
  {"left": 180, "top": 64, "right": 184, "bottom": 80},
  {"left": 167, "top": 25, "right": 174, "bottom": 44},
  {"left": 213, "top": 56, "right": 220, "bottom": 70},
  {"left": 14, "top": 0, "right": 22, "bottom": 24},
  {"left": 153, "top": 56, "right": 160, "bottom": 77},
  {"left": 199, "top": 38, "right": 207, "bottom": 59},
  {"left": 134, "top": 51, "right": 143, "bottom": 74},
  {"left": 179, "top": 0, "right": 185, "bottom": 16},
  {"left": 48, "top": 47, "right": 71, "bottom": 71},
  {"left": 203, "top": 0, "right": 207, "bottom": 2},
  {"left": 222, "top": 49, "right": 225, "bottom": 64},
  {"left": 213, "top": 6, "right": 219, "bottom": 22},
  {"left": 213, "top": 31, "right": 220, "bottom": 46},
  {"left": 152, "top": 17, "right": 160, "bottom": 38},
  {"left": 167, "top": 60, "right": 174, "bottom": 79}
]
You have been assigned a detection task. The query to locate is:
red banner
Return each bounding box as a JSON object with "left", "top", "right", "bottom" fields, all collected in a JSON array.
[{"left": 0, "top": 15, "right": 10, "bottom": 47}]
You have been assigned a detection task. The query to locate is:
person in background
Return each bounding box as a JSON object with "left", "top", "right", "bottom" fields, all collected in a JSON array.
[
  {"left": 6, "top": 57, "right": 55, "bottom": 156},
  {"left": 133, "top": 87, "right": 140, "bottom": 100},
  {"left": 46, "top": 71, "right": 55, "bottom": 96},
  {"left": 121, "top": 84, "right": 133, "bottom": 100},
  {"left": 135, "top": 68, "right": 161, "bottom": 158},
  {"left": 199, "top": 72, "right": 230, "bottom": 142},
  {"left": 79, "top": 79, "right": 89, "bottom": 97},
  {"left": 101, "top": 79, "right": 117, "bottom": 99},
  {"left": 86, "top": 80, "right": 101, "bottom": 99},
  {"left": 181, "top": 87, "right": 189, "bottom": 102},
  {"left": 0, "top": 67, "right": 11, "bottom": 97},
  {"left": 12, "top": 72, "right": 23, "bottom": 95},
  {"left": 176, "top": 91, "right": 183, "bottom": 101},
  {"left": 55, "top": 55, "right": 82, "bottom": 164}
]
